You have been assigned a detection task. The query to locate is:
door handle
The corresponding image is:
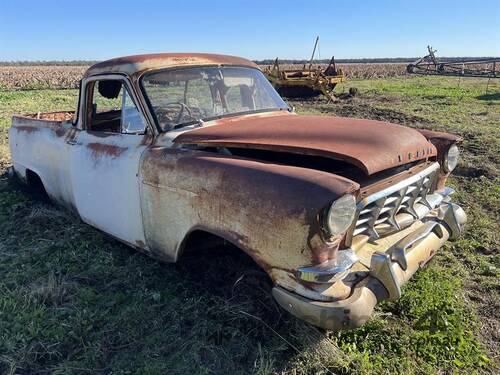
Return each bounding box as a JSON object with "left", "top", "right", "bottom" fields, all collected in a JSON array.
[{"left": 66, "top": 139, "right": 81, "bottom": 146}]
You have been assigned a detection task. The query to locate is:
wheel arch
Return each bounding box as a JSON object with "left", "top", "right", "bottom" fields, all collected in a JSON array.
[
  {"left": 176, "top": 226, "right": 271, "bottom": 275},
  {"left": 24, "top": 168, "right": 50, "bottom": 199}
]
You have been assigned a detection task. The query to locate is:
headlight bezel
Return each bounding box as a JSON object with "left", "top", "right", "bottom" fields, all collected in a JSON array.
[
  {"left": 324, "top": 194, "right": 357, "bottom": 237},
  {"left": 443, "top": 144, "right": 459, "bottom": 173}
]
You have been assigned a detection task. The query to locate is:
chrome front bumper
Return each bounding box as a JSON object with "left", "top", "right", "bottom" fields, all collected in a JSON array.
[{"left": 272, "top": 199, "right": 466, "bottom": 331}]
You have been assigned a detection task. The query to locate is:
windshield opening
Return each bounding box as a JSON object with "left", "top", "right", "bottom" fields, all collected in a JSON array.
[{"left": 141, "top": 66, "right": 288, "bottom": 131}]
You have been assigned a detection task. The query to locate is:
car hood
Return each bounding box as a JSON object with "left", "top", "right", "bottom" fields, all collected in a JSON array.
[{"left": 173, "top": 113, "right": 437, "bottom": 175}]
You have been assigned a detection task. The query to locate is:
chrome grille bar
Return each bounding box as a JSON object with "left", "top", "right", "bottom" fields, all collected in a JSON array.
[{"left": 346, "top": 162, "right": 441, "bottom": 246}]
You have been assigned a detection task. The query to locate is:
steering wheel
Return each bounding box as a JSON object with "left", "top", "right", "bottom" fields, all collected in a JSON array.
[{"left": 163, "top": 101, "right": 195, "bottom": 124}]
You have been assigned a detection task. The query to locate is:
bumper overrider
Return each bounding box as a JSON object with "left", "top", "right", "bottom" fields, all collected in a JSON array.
[{"left": 272, "top": 188, "right": 466, "bottom": 330}]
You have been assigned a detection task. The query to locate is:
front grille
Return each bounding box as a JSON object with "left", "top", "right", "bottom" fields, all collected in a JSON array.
[{"left": 346, "top": 162, "right": 440, "bottom": 245}]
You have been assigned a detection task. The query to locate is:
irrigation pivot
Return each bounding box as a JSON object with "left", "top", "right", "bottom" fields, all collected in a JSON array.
[{"left": 407, "top": 46, "right": 499, "bottom": 78}]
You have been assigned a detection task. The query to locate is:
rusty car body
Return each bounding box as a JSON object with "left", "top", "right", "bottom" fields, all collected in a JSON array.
[{"left": 9, "top": 53, "right": 466, "bottom": 330}]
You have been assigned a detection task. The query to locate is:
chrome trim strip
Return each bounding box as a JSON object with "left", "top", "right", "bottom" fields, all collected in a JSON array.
[
  {"left": 358, "top": 162, "right": 440, "bottom": 208},
  {"left": 297, "top": 248, "right": 359, "bottom": 284}
]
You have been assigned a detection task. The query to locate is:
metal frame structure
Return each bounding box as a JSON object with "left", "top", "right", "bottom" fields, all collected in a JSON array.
[{"left": 407, "top": 46, "right": 499, "bottom": 78}]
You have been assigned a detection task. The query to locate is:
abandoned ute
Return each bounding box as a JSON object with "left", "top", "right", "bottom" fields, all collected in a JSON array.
[{"left": 9, "top": 53, "right": 466, "bottom": 330}]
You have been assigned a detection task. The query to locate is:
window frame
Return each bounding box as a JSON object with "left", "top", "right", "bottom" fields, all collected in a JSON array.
[
  {"left": 138, "top": 65, "right": 288, "bottom": 132},
  {"left": 77, "top": 74, "right": 152, "bottom": 136}
]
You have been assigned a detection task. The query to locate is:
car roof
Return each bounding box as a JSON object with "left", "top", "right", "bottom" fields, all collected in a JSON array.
[{"left": 84, "top": 53, "right": 259, "bottom": 77}]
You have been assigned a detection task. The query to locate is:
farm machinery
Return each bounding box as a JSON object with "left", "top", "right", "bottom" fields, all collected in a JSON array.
[
  {"left": 407, "top": 46, "right": 499, "bottom": 78},
  {"left": 262, "top": 37, "right": 346, "bottom": 100}
]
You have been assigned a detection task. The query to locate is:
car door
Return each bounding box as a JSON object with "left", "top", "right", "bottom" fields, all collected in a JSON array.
[{"left": 68, "top": 75, "right": 152, "bottom": 248}]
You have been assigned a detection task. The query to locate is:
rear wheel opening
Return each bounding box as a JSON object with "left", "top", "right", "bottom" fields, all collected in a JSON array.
[{"left": 25, "top": 170, "right": 50, "bottom": 201}]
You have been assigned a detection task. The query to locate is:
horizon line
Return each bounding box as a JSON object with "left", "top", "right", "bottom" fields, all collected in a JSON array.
[{"left": 1, "top": 55, "right": 499, "bottom": 65}]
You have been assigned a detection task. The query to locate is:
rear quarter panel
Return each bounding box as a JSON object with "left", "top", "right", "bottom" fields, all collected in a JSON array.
[{"left": 9, "top": 115, "right": 77, "bottom": 209}]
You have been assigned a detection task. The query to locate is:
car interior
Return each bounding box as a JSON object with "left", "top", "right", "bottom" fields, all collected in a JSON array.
[{"left": 88, "top": 80, "right": 123, "bottom": 133}]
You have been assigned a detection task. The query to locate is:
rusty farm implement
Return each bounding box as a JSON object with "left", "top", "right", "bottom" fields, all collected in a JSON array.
[{"left": 262, "top": 37, "right": 346, "bottom": 100}]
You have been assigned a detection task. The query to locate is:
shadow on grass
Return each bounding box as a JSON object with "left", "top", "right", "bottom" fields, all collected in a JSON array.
[
  {"left": 453, "top": 165, "right": 491, "bottom": 179},
  {"left": 476, "top": 92, "right": 500, "bottom": 101},
  {"left": 423, "top": 94, "right": 449, "bottom": 100},
  {"left": 0, "top": 173, "right": 327, "bottom": 374}
]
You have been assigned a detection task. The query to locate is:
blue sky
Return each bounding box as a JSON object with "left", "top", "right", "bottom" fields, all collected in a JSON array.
[{"left": 0, "top": 0, "right": 498, "bottom": 61}]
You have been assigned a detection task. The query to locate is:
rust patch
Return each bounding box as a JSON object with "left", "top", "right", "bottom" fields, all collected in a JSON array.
[
  {"left": 14, "top": 112, "right": 75, "bottom": 138},
  {"left": 210, "top": 110, "right": 287, "bottom": 126},
  {"left": 84, "top": 53, "right": 258, "bottom": 78},
  {"left": 86, "top": 131, "right": 116, "bottom": 139},
  {"left": 417, "top": 129, "right": 462, "bottom": 190},
  {"left": 174, "top": 114, "right": 438, "bottom": 175},
  {"left": 21, "top": 111, "right": 74, "bottom": 122},
  {"left": 140, "top": 147, "right": 359, "bottom": 288},
  {"left": 53, "top": 127, "right": 67, "bottom": 137},
  {"left": 15, "top": 125, "right": 39, "bottom": 134},
  {"left": 417, "top": 129, "right": 462, "bottom": 144},
  {"left": 86, "top": 143, "right": 127, "bottom": 158},
  {"left": 311, "top": 239, "right": 341, "bottom": 264},
  {"left": 139, "top": 134, "right": 154, "bottom": 146}
]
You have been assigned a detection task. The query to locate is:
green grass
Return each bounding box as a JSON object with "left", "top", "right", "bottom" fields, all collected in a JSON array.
[
  {"left": 0, "top": 89, "right": 79, "bottom": 163},
  {"left": 0, "top": 76, "right": 498, "bottom": 374}
]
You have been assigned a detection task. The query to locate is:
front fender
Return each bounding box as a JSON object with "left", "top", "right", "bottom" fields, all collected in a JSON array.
[
  {"left": 417, "top": 129, "right": 462, "bottom": 189},
  {"left": 139, "top": 147, "right": 358, "bottom": 290}
]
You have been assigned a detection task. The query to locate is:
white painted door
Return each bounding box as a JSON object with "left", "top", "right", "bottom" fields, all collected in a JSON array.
[
  {"left": 69, "top": 131, "right": 149, "bottom": 246},
  {"left": 69, "top": 78, "right": 151, "bottom": 247}
]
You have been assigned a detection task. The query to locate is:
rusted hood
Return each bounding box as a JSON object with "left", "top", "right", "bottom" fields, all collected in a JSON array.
[{"left": 174, "top": 114, "right": 437, "bottom": 175}]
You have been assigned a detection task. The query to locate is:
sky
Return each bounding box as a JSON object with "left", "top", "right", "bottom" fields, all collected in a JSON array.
[{"left": 0, "top": 0, "right": 499, "bottom": 61}]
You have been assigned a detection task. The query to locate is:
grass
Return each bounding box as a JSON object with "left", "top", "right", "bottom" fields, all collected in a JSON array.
[{"left": 0, "top": 76, "right": 498, "bottom": 374}]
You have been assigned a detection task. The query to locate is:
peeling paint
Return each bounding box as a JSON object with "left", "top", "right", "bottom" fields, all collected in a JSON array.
[
  {"left": 417, "top": 129, "right": 462, "bottom": 190},
  {"left": 139, "top": 147, "right": 358, "bottom": 295},
  {"left": 13, "top": 125, "right": 39, "bottom": 134},
  {"left": 174, "top": 114, "right": 438, "bottom": 175},
  {"left": 84, "top": 53, "right": 259, "bottom": 78},
  {"left": 86, "top": 142, "right": 127, "bottom": 158}
]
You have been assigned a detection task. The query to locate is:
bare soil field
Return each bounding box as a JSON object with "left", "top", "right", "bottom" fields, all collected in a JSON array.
[
  {"left": 0, "top": 65, "right": 87, "bottom": 91},
  {"left": 0, "top": 74, "right": 498, "bottom": 374},
  {"left": 0, "top": 63, "right": 408, "bottom": 91}
]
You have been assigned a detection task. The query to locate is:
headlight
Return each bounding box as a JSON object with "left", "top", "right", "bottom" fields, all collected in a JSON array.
[
  {"left": 326, "top": 194, "right": 356, "bottom": 236},
  {"left": 444, "top": 144, "right": 459, "bottom": 172}
]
